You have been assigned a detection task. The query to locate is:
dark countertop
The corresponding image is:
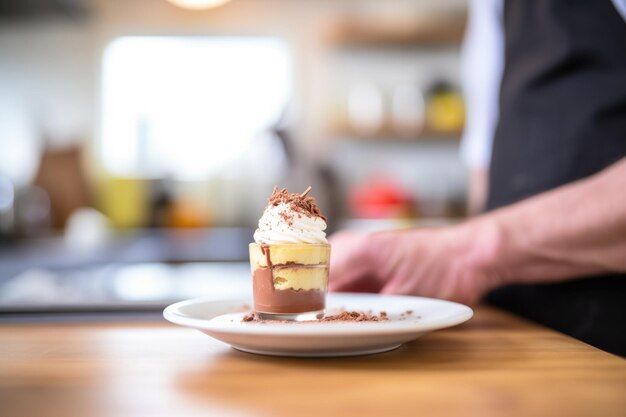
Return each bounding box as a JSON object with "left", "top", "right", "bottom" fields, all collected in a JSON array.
[
  {"left": 0, "top": 227, "right": 253, "bottom": 273},
  {"left": 0, "top": 228, "right": 253, "bottom": 317}
]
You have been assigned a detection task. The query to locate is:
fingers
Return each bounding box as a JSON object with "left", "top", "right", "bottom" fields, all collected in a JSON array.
[
  {"left": 331, "top": 274, "right": 383, "bottom": 293},
  {"left": 380, "top": 275, "right": 411, "bottom": 295},
  {"left": 328, "top": 230, "right": 382, "bottom": 293},
  {"left": 330, "top": 226, "right": 486, "bottom": 305}
]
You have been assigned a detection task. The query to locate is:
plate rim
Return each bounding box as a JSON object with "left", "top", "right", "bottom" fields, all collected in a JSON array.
[{"left": 163, "top": 293, "right": 473, "bottom": 336}]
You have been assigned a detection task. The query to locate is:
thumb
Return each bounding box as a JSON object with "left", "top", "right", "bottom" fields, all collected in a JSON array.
[
  {"left": 380, "top": 277, "right": 403, "bottom": 295},
  {"left": 328, "top": 230, "right": 378, "bottom": 292}
]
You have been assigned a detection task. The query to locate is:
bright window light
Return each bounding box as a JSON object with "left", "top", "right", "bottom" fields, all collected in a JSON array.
[{"left": 100, "top": 36, "right": 291, "bottom": 179}]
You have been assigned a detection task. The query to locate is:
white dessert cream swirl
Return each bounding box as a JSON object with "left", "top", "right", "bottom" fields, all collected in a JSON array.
[{"left": 253, "top": 202, "right": 328, "bottom": 245}]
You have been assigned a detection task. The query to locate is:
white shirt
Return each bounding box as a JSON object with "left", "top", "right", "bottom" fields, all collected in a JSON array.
[{"left": 460, "top": 0, "right": 626, "bottom": 169}]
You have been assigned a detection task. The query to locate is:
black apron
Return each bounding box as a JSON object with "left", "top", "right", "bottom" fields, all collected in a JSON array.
[{"left": 486, "top": 0, "right": 626, "bottom": 356}]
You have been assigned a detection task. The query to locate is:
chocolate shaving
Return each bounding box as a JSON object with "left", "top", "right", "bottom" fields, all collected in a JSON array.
[
  {"left": 319, "top": 311, "right": 389, "bottom": 322},
  {"left": 300, "top": 186, "right": 312, "bottom": 197},
  {"left": 267, "top": 185, "right": 327, "bottom": 222},
  {"left": 279, "top": 210, "right": 294, "bottom": 226}
]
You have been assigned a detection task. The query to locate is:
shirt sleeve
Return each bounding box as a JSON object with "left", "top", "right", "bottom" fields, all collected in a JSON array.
[{"left": 459, "top": 0, "right": 505, "bottom": 169}]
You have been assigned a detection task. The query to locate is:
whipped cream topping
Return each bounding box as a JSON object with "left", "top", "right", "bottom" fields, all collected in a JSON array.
[{"left": 254, "top": 202, "right": 328, "bottom": 244}]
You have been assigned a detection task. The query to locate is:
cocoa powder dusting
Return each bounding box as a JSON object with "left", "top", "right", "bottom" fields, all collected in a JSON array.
[
  {"left": 241, "top": 311, "right": 389, "bottom": 323},
  {"left": 267, "top": 185, "right": 327, "bottom": 222},
  {"left": 278, "top": 210, "right": 294, "bottom": 226}
]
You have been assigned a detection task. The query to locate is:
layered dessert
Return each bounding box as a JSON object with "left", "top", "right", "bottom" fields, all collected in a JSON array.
[{"left": 250, "top": 186, "right": 330, "bottom": 320}]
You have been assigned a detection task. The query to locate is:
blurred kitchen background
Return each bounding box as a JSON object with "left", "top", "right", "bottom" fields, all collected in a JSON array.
[{"left": 0, "top": 0, "right": 468, "bottom": 319}]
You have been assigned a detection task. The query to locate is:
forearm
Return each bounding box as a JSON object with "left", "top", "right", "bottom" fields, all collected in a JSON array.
[{"left": 474, "top": 158, "right": 626, "bottom": 286}]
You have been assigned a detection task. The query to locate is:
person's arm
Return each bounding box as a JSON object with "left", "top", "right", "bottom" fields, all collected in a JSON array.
[
  {"left": 329, "top": 158, "right": 626, "bottom": 305},
  {"left": 483, "top": 157, "right": 626, "bottom": 285}
]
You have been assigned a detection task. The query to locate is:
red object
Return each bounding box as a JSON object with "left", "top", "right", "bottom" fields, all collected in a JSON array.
[{"left": 349, "top": 177, "right": 416, "bottom": 219}]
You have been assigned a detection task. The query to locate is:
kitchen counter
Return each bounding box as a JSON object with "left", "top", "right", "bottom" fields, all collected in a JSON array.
[
  {"left": 0, "top": 305, "right": 624, "bottom": 417},
  {"left": 0, "top": 227, "right": 252, "bottom": 274},
  {"left": 0, "top": 228, "right": 253, "bottom": 315}
]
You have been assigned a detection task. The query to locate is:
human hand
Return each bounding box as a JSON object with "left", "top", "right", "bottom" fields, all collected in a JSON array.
[{"left": 328, "top": 222, "right": 502, "bottom": 306}]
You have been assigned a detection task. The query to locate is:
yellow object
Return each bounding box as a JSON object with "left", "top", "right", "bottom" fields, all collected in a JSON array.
[
  {"left": 249, "top": 243, "right": 331, "bottom": 268},
  {"left": 249, "top": 243, "right": 331, "bottom": 291},
  {"left": 426, "top": 91, "right": 465, "bottom": 134},
  {"left": 100, "top": 177, "right": 148, "bottom": 229},
  {"left": 272, "top": 267, "right": 329, "bottom": 291}
]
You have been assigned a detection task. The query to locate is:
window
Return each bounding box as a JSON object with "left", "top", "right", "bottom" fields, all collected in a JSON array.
[{"left": 100, "top": 36, "right": 291, "bottom": 179}]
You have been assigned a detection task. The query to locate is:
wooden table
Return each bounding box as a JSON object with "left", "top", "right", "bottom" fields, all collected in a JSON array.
[{"left": 0, "top": 306, "right": 624, "bottom": 417}]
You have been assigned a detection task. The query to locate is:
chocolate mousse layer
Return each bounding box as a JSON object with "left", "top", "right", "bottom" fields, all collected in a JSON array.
[{"left": 252, "top": 266, "right": 326, "bottom": 314}]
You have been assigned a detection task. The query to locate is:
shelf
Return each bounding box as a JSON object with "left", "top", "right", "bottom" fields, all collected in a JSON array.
[
  {"left": 326, "top": 13, "right": 466, "bottom": 47},
  {"left": 329, "top": 126, "right": 462, "bottom": 143},
  {"left": 339, "top": 217, "right": 460, "bottom": 232},
  {"left": 333, "top": 135, "right": 461, "bottom": 145}
]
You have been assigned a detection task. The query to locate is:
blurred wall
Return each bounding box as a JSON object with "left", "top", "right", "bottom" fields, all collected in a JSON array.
[{"left": 0, "top": 0, "right": 468, "bottom": 228}]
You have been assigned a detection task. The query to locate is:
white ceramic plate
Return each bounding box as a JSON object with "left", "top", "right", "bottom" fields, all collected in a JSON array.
[{"left": 163, "top": 293, "right": 473, "bottom": 357}]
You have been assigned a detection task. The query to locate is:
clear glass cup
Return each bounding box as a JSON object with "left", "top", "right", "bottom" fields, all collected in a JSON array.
[{"left": 249, "top": 243, "right": 331, "bottom": 321}]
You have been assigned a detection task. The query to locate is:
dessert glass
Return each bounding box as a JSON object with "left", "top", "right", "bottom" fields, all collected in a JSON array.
[{"left": 249, "top": 243, "right": 331, "bottom": 321}]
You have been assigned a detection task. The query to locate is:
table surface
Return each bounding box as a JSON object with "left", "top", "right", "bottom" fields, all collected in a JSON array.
[{"left": 0, "top": 306, "right": 624, "bottom": 417}]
